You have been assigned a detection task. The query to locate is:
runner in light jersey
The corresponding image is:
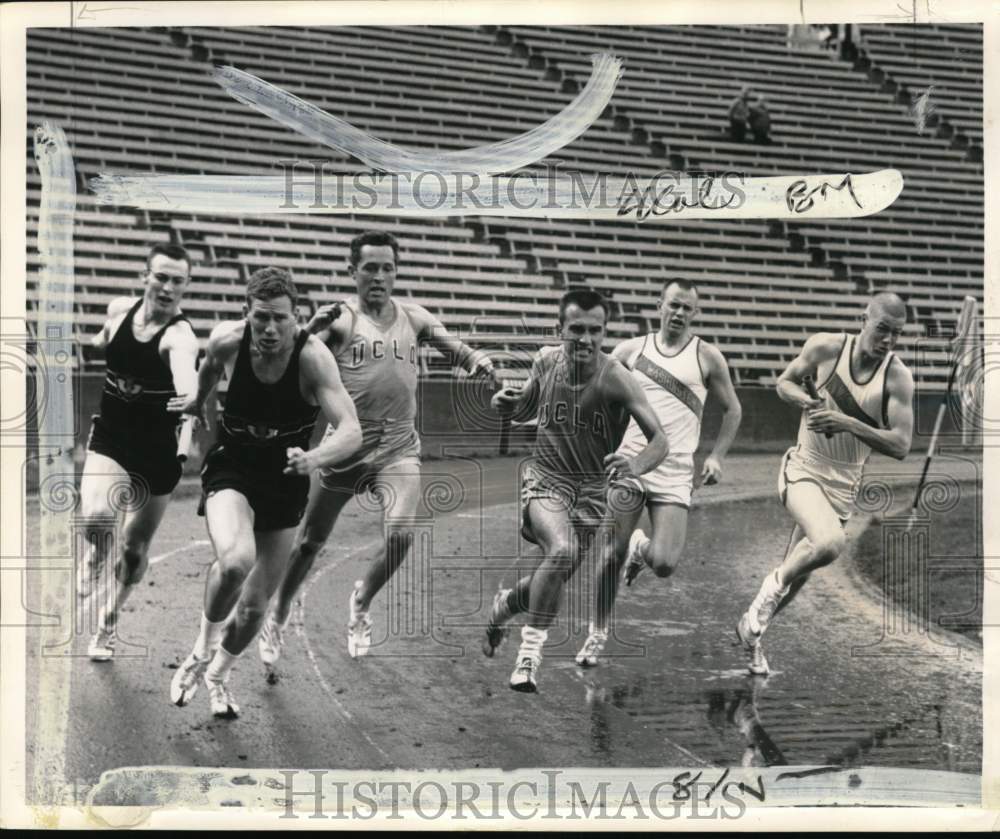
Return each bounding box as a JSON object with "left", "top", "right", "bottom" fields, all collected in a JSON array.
[
  {"left": 736, "top": 292, "right": 914, "bottom": 676},
  {"left": 261, "top": 230, "right": 498, "bottom": 665},
  {"left": 483, "top": 288, "right": 668, "bottom": 693},
  {"left": 576, "top": 279, "right": 743, "bottom": 667}
]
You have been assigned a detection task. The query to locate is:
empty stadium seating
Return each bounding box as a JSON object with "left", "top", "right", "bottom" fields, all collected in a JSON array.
[{"left": 25, "top": 23, "right": 982, "bottom": 388}]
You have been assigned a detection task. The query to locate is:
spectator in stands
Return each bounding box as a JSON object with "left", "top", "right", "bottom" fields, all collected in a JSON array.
[
  {"left": 748, "top": 94, "right": 772, "bottom": 143},
  {"left": 728, "top": 87, "right": 772, "bottom": 144},
  {"left": 728, "top": 87, "right": 752, "bottom": 141}
]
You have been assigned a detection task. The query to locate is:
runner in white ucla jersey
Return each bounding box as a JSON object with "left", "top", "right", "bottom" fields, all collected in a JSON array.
[
  {"left": 576, "top": 280, "right": 743, "bottom": 667},
  {"left": 261, "top": 231, "right": 498, "bottom": 664},
  {"left": 736, "top": 293, "right": 914, "bottom": 676}
]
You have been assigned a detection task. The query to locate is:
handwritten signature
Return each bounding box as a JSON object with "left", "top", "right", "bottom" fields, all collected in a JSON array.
[
  {"left": 670, "top": 769, "right": 766, "bottom": 804},
  {"left": 617, "top": 175, "right": 743, "bottom": 220},
  {"left": 785, "top": 174, "right": 863, "bottom": 214}
]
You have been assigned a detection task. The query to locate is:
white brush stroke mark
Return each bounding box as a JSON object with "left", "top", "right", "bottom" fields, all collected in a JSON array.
[
  {"left": 92, "top": 170, "right": 904, "bottom": 220},
  {"left": 32, "top": 121, "right": 77, "bottom": 810},
  {"left": 83, "top": 764, "right": 982, "bottom": 810},
  {"left": 149, "top": 541, "right": 210, "bottom": 566},
  {"left": 212, "top": 55, "right": 623, "bottom": 176}
]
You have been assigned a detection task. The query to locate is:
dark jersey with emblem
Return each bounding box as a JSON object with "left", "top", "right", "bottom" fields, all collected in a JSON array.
[
  {"left": 217, "top": 327, "right": 320, "bottom": 474},
  {"left": 100, "top": 300, "right": 189, "bottom": 437},
  {"left": 530, "top": 346, "right": 630, "bottom": 479}
]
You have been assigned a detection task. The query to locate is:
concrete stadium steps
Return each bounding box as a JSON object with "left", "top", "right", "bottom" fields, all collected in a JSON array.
[
  {"left": 23, "top": 24, "right": 982, "bottom": 389},
  {"left": 857, "top": 24, "right": 983, "bottom": 142}
]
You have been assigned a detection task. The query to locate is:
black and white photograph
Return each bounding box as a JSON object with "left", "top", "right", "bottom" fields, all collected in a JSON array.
[{"left": 1, "top": 0, "right": 995, "bottom": 828}]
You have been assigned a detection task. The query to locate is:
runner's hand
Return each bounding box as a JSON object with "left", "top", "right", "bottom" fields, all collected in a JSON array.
[
  {"left": 700, "top": 456, "right": 723, "bottom": 486},
  {"left": 284, "top": 447, "right": 315, "bottom": 476},
  {"left": 308, "top": 302, "right": 343, "bottom": 333},
  {"left": 603, "top": 452, "right": 638, "bottom": 481},
  {"left": 491, "top": 386, "right": 522, "bottom": 415},
  {"left": 807, "top": 409, "right": 850, "bottom": 435},
  {"left": 167, "top": 393, "right": 206, "bottom": 428}
]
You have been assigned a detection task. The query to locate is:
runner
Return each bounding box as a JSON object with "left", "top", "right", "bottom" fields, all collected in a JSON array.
[
  {"left": 735, "top": 292, "right": 914, "bottom": 675},
  {"left": 576, "top": 279, "right": 743, "bottom": 666},
  {"left": 80, "top": 243, "right": 199, "bottom": 661},
  {"left": 169, "top": 268, "right": 361, "bottom": 716},
  {"left": 483, "top": 289, "right": 668, "bottom": 692},
  {"left": 259, "top": 230, "right": 498, "bottom": 664}
]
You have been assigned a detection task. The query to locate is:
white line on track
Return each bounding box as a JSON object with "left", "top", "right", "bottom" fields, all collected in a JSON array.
[
  {"left": 149, "top": 541, "right": 211, "bottom": 565},
  {"left": 295, "top": 541, "right": 390, "bottom": 762}
]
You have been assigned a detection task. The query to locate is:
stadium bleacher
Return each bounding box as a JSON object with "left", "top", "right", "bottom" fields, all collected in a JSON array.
[{"left": 26, "top": 23, "right": 983, "bottom": 387}]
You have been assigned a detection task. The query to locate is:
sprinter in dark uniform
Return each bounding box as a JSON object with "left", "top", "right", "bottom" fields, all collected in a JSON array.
[
  {"left": 80, "top": 243, "right": 199, "bottom": 662},
  {"left": 483, "top": 289, "right": 668, "bottom": 692},
  {"left": 170, "top": 268, "right": 361, "bottom": 718}
]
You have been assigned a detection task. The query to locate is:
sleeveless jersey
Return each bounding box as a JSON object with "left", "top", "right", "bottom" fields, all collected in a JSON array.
[
  {"left": 531, "top": 346, "right": 630, "bottom": 479},
  {"left": 100, "top": 300, "right": 189, "bottom": 436},
  {"left": 218, "top": 327, "right": 320, "bottom": 473},
  {"left": 617, "top": 334, "right": 707, "bottom": 458},
  {"left": 799, "top": 334, "right": 895, "bottom": 469},
  {"left": 333, "top": 299, "right": 420, "bottom": 453}
]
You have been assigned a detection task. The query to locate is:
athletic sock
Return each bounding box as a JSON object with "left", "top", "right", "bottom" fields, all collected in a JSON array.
[
  {"left": 193, "top": 614, "right": 226, "bottom": 660},
  {"left": 205, "top": 646, "right": 239, "bottom": 682},
  {"left": 519, "top": 625, "right": 548, "bottom": 660}
]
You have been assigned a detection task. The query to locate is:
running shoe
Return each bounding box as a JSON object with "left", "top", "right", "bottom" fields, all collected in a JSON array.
[
  {"left": 623, "top": 529, "right": 647, "bottom": 587},
  {"left": 509, "top": 652, "right": 540, "bottom": 693},
  {"left": 87, "top": 627, "right": 115, "bottom": 662},
  {"left": 575, "top": 628, "right": 608, "bottom": 668},
  {"left": 735, "top": 613, "right": 770, "bottom": 676},
  {"left": 170, "top": 651, "right": 212, "bottom": 706},
  {"left": 482, "top": 588, "right": 512, "bottom": 658},
  {"left": 205, "top": 675, "right": 240, "bottom": 718},
  {"left": 347, "top": 581, "right": 372, "bottom": 659},
  {"left": 258, "top": 615, "right": 285, "bottom": 667}
]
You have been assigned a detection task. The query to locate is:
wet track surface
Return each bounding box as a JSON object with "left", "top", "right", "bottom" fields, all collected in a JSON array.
[{"left": 24, "top": 454, "right": 982, "bottom": 798}]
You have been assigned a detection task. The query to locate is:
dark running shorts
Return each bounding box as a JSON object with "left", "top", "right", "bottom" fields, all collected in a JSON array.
[
  {"left": 87, "top": 415, "right": 182, "bottom": 497},
  {"left": 198, "top": 443, "right": 309, "bottom": 532}
]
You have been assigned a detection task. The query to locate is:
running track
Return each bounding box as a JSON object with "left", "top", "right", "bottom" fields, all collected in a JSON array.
[{"left": 23, "top": 452, "right": 983, "bottom": 800}]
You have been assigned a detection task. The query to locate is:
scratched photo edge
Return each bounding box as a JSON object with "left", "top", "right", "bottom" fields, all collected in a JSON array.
[{"left": 0, "top": 0, "right": 997, "bottom": 829}]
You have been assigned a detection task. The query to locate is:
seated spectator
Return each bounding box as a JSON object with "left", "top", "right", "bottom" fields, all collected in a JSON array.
[
  {"left": 728, "top": 87, "right": 752, "bottom": 141},
  {"left": 748, "top": 94, "right": 771, "bottom": 143}
]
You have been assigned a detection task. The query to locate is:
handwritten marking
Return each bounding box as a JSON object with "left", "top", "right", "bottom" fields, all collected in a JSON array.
[{"left": 786, "top": 174, "right": 863, "bottom": 214}]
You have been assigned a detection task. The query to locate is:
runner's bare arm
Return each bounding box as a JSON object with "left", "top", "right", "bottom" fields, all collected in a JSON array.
[
  {"left": 286, "top": 337, "right": 363, "bottom": 475},
  {"left": 90, "top": 296, "right": 135, "bottom": 349},
  {"left": 700, "top": 341, "right": 743, "bottom": 483},
  {"left": 491, "top": 348, "right": 546, "bottom": 422},
  {"left": 409, "top": 304, "right": 499, "bottom": 384},
  {"left": 602, "top": 364, "right": 668, "bottom": 478},
  {"left": 776, "top": 332, "right": 843, "bottom": 410},
  {"left": 609, "top": 335, "right": 643, "bottom": 369},
  {"left": 163, "top": 320, "right": 200, "bottom": 414},
  {"left": 168, "top": 321, "right": 240, "bottom": 420},
  {"left": 305, "top": 303, "right": 352, "bottom": 353},
  {"left": 807, "top": 359, "right": 914, "bottom": 459}
]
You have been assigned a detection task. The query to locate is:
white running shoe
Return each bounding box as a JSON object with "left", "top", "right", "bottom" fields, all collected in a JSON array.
[
  {"left": 258, "top": 616, "right": 285, "bottom": 667},
  {"left": 347, "top": 582, "right": 372, "bottom": 659},
  {"left": 623, "top": 529, "right": 647, "bottom": 587},
  {"left": 482, "top": 588, "right": 512, "bottom": 658},
  {"left": 205, "top": 675, "right": 240, "bottom": 718},
  {"left": 88, "top": 626, "right": 115, "bottom": 662},
  {"left": 170, "top": 652, "right": 212, "bottom": 706},
  {"left": 509, "top": 652, "right": 541, "bottom": 693},
  {"left": 735, "top": 613, "right": 770, "bottom": 676},
  {"left": 575, "top": 629, "right": 608, "bottom": 668}
]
